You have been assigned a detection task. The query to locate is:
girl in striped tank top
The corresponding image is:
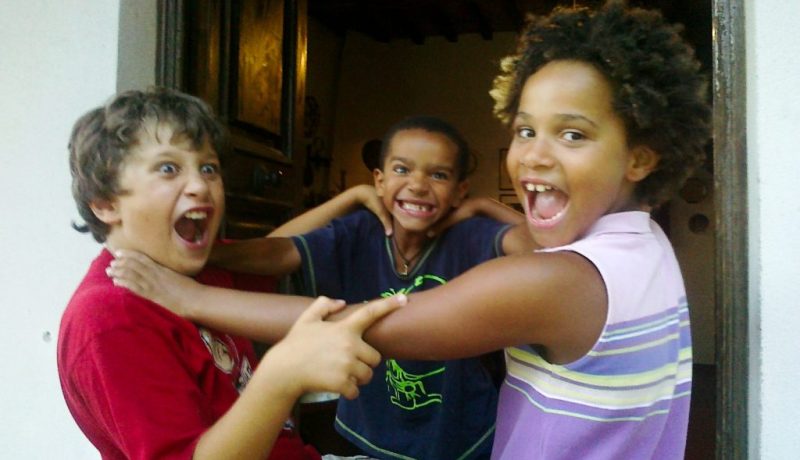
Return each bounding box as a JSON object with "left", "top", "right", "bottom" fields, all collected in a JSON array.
[{"left": 357, "top": 2, "right": 709, "bottom": 458}]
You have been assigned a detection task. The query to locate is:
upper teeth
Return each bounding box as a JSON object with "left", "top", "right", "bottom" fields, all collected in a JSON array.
[
  {"left": 525, "top": 183, "right": 552, "bottom": 192},
  {"left": 402, "top": 202, "right": 431, "bottom": 212},
  {"left": 185, "top": 210, "right": 207, "bottom": 220}
]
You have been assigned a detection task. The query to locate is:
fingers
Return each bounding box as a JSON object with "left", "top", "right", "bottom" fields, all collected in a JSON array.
[
  {"left": 106, "top": 258, "right": 153, "bottom": 296},
  {"left": 107, "top": 272, "right": 147, "bottom": 295},
  {"left": 428, "top": 206, "right": 470, "bottom": 237},
  {"left": 343, "top": 294, "right": 407, "bottom": 333},
  {"left": 107, "top": 250, "right": 160, "bottom": 282},
  {"left": 351, "top": 361, "right": 374, "bottom": 386},
  {"left": 296, "top": 296, "right": 347, "bottom": 323},
  {"left": 339, "top": 377, "right": 360, "bottom": 400},
  {"left": 360, "top": 188, "right": 393, "bottom": 236},
  {"left": 354, "top": 341, "right": 382, "bottom": 368},
  {"left": 376, "top": 209, "right": 394, "bottom": 236},
  {"left": 113, "top": 248, "right": 155, "bottom": 264},
  {"left": 426, "top": 215, "right": 453, "bottom": 238},
  {"left": 337, "top": 359, "right": 378, "bottom": 399}
]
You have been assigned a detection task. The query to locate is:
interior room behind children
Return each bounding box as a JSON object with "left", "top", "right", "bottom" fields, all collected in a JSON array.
[{"left": 109, "top": 1, "right": 710, "bottom": 458}]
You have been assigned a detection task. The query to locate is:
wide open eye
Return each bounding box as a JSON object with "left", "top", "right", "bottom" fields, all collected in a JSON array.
[
  {"left": 200, "top": 163, "right": 220, "bottom": 176},
  {"left": 158, "top": 162, "right": 179, "bottom": 175},
  {"left": 516, "top": 127, "right": 535, "bottom": 139},
  {"left": 562, "top": 130, "right": 585, "bottom": 142}
]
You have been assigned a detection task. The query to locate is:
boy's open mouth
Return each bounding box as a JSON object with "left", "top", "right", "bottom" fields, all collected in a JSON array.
[
  {"left": 174, "top": 210, "right": 210, "bottom": 244},
  {"left": 524, "top": 182, "right": 568, "bottom": 222},
  {"left": 397, "top": 200, "right": 434, "bottom": 214}
]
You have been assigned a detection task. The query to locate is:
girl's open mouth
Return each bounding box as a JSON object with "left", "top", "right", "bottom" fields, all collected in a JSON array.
[{"left": 524, "top": 182, "right": 568, "bottom": 223}]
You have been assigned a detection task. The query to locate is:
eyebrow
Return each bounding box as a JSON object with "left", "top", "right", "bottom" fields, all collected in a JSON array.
[
  {"left": 389, "top": 155, "right": 456, "bottom": 172},
  {"left": 515, "top": 111, "right": 599, "bottom": 128}
]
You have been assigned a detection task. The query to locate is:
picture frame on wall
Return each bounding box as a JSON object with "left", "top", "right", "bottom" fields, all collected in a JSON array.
[
  {"left": 233, "top": 0, "right": 285, "bottom": 139},
  {"left": 498, "top": 148, "right": 513, "bottom": 190}
]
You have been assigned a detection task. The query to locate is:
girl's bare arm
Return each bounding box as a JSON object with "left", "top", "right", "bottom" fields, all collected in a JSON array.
[
  {"left": 109, "top": 249, "right": 310, "bottom": 342},
  {"left": 363, "top": 251, "right": 607, "bottom": 364},
  {"left": 110, "top": 249, "right": 606, "bottom": 364}
]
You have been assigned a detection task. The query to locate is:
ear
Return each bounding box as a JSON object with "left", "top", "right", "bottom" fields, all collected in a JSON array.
[
  {"left": 373, "top": 168, "right": 386, "bottom": 197},
  {"left": 626, "top": 146, "right": 660, "bottom": 183},
  {"left": 89, "top": 198, "right": 121, "bottom": 225},
  {"left": 451, "top": 179, "right": 470, "bottom": 207}
]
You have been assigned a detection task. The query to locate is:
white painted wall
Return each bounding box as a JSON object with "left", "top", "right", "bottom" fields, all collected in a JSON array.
[
  {"left": 0, "top": 1, "right": 153, "bottom": 457},
  {"left": 117, "top": 0, "right": 157, "bottom": 92},
  {"left": 747, "top": 0, "right": 800, "bottom": 457}
]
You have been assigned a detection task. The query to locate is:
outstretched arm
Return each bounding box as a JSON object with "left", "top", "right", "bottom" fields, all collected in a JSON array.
[
  {"left": 210, "top": 184, "right": 392, "bottom": 275},
  {"left": 109, "top": 249, "right": 606, "bottom": 365},
  {"left": 361, "top": 252, "right": 607, "bottom": 364},
  {"left": 109, "top": 249, "right": 311, "bottom": 342},
  {"left": 427, "top": 197, "right": 524, "bottom": 237},
  {"left": 269, "top": 184, "right": 392, "bottom": 237},
  {"left": 194, "top": 294, "right": 406, "bottom": 459},
  {"left": 427, "top": 196, "right": 537, "bottom": 254}
]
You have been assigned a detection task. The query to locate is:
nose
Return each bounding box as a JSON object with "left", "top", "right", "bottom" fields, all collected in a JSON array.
[
  {"left": 184, "top": 169, "right": 210, "bottom": 199},
  {"left": 518, "top": 138, "right": 555, "bottom": 170},
  {"left": 407, "top": 171, "right": 430, "bottom": 195}
]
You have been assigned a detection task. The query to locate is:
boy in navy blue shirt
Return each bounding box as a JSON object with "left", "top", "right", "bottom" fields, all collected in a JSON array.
[{"left": 110, "top": 116, "right": 532, "bottom": 459}]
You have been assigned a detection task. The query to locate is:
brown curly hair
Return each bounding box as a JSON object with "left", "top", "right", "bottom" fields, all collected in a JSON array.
[
  {"left": 69, "top": 87, "right": 228, "bottom": 242},
  {"left": 490, "top": 0, "right": 711, "bottom": 206}
]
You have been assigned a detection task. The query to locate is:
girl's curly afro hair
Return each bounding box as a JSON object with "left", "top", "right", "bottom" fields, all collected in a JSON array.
[{"left": 490, "top": 0, "right": 711, "bottom": 206}]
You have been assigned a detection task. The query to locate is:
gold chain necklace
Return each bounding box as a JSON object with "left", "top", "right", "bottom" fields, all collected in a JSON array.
[{"left": 391, "top": 235, "right": 425, "bottom": 276}]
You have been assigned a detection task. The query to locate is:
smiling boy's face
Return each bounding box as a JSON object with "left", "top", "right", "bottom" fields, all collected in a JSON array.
[
  {"left": 374, "top": 128, "right": 468, "bottom": 238},
  {"left": 92, "top": 122, "right": 225, "bottom": 275}
]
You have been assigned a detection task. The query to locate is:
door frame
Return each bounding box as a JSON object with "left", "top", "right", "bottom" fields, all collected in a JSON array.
[
  {"left": 156, "top": 0, "right": 751, "bottom": 457},
  {"left": 712, "top": 0, "right": 748, "bottom": 458}
]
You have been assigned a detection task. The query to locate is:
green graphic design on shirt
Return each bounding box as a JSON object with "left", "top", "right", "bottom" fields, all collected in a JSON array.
[{"left": 381, "top": 274, "right": 448, "bottom": 411}]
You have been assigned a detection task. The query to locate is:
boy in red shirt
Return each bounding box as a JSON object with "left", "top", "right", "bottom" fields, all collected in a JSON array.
[{"left": 57, "top": 87, "right": 404, "bottom": 460}]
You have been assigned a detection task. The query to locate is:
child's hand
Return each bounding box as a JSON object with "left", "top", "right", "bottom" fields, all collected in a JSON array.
[
  {"left": 265, "top": 294, "right": 407, "bottom": 400},
  {"left": 352, "top": 184, "right": 393, "bottom": 236},
  {"left": 107, "top": 249, "right": 198, "bottom": 318},
  {"left": 427, "top": 197, "right": 525, "bottom": 237},
  {"left": 426, "top": 197, "right": 487, "bottom": 237}
]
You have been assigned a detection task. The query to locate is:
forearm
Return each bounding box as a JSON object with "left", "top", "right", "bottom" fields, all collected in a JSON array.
[
  {"left": 193, "top": 353, "right": 301, "bottom": 459},
  {"left": 472, "top": 197, "right": 525, "bottom": 225},
  {"left": 269, "top": 184, "right": 375, "bottom": 237},
  {"left": 210, "top": 237, "right": 301, "bottom": 276},
  {"left": 187, "top": 285, "right": 313, "bottom": 343},
  {"left": 461, "top": 197, "right": 536, "bottom": 254},
  {"left": 194, "top": 294, "right": 407, "bottom": 459}
]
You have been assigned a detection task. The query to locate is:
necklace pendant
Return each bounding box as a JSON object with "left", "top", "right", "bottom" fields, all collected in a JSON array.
[{"left": 399, "top": 263, "right": 409, "bottom": 276}]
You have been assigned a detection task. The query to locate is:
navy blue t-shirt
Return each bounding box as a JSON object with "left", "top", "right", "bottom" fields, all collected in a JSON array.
[{"left": 292, "top": 209, "right": 509, "bottom": 460}]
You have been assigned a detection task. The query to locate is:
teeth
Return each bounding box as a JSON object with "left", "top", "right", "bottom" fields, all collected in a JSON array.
[
  {"left": 524, "top": 183, "right": 552, "bottom": 192},
  {"left": 402, "top": 202, "right": 431, "bottom": 212},
  {"left": 184, "top": 210, "right": 207, "bottom": 220}
]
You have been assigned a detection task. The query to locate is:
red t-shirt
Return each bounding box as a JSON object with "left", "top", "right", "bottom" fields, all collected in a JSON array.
[{"left": 57, "top": 249, "right": 319, "bottom": 459}]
